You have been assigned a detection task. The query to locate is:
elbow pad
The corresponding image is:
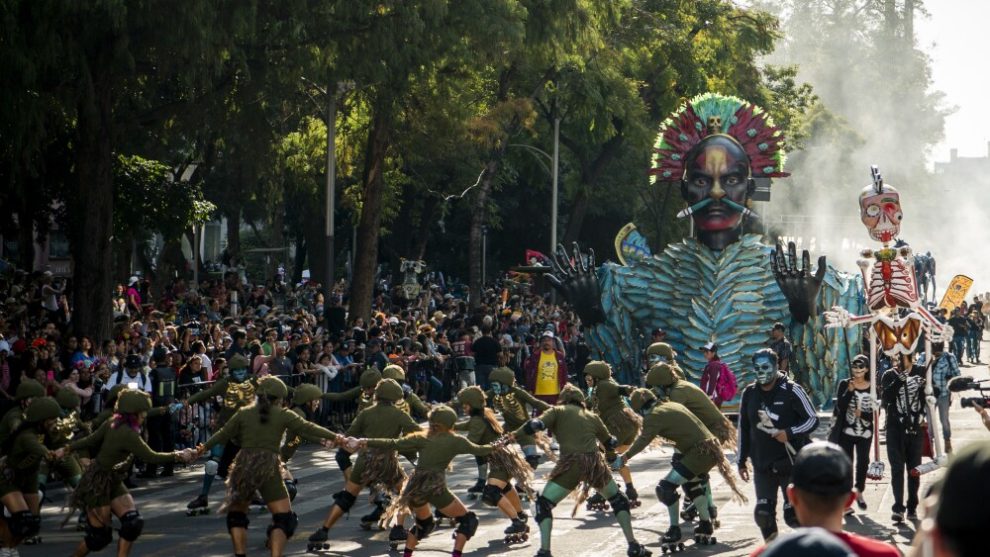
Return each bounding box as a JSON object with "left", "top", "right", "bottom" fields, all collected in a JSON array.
[
  {"left": 604, "top": 436, "right": 619, "bottom": 451},
  {"left": 522, "top": 419, "right": 546, "bottom": 435}
]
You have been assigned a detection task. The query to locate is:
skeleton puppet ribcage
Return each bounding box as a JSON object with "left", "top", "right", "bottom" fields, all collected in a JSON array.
[{"left": 867, "top": 258, "right": 918, "bottom": 311}]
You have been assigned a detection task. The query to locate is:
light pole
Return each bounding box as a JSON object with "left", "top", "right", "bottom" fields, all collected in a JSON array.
[
  {"left": 551, "top": 117, "right": 560, "bottom": 253},
  {"left": 481, "top": 224, "right": 488, "bottom": 287}
]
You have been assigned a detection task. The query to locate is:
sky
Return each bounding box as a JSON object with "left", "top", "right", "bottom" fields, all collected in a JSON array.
[{"left": 916, "top": 0, "right": 990, "bottom": 164}]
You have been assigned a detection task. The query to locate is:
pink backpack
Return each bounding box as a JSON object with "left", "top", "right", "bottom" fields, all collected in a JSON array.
[{"left": 715, "top": 362, "right": 738, "bottom": 401}]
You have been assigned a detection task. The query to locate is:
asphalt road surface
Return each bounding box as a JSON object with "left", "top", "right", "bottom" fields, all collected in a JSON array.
[{"left": 20, "top": 350, "right": 990, "bottom": 557}]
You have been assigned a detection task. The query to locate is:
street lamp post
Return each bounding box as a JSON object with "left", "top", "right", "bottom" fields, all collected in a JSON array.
[
  {"left": 551, "top": 117, "right": 560, "bottom": 254},
  {"left": 481, "top": 224, "right": 488, "bottom": 287}
]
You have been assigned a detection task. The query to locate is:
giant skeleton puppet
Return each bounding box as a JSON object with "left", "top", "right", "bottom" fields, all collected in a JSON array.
[
  {"left": 824, "top": 167, "right": 951, "bottom": 476},
  {"left": 548, "top": 93, "right": 865, "bottom": 405}
]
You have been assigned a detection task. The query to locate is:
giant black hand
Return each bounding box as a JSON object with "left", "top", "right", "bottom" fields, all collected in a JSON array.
[
  {"left": 547, "top": 243, "right": 606, "bottom": 326},
  {"left": 771, "top": 242, "right": 826, "bottom": 324}
]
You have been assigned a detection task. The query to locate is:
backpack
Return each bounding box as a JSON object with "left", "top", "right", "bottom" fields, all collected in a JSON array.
[{"left": 715, "top": 361, "right": 738, "bottom": 401}]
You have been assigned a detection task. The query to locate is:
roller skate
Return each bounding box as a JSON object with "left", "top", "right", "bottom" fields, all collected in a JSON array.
[
  {"left": 467, "top": 478, "right": 486, "bottom": 500},
  {"left": 693, "top": 520, "right": 716, "bottom": 545},
  {"left": 360, "top": 496, "right": 387, "bottom": 530},
  {"left": 586, "top": 492, "right": 609, "bottom": 512},
  {"left": 185, "top": 494, "right": 210, "bottom": 516},
  {"left": 503, "top": 517, "right": 530, "bottom": 544},
  {"left": 627, "top": 542, "right": 652, "bottom": 557},
  {"left": 659, "top": 525, "right": 684, "bottom": 553},
  {"left": 626, "top": 485, "right": 642, "bottom": 509},
  {"left": 307, "top": 527, "right": 330, "bottom": 552},
  {"left": 387, "top": 524, "right": 407, "bottom": 551},
  {"left": 680, "top": 500, "right": 697, "bottom": 522}
]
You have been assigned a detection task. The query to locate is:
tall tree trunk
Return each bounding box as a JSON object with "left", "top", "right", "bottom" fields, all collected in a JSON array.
[
  {"left": 348, "top": 104, "right": 392, "bottom": 324},
  {"left": 884, "top": 0, "right": 898, "bottom": 39},
  {"left": 72, "top": 56, "right": 115, "bottom": 340},
  {"left": 469, "top": 159, "right": 499, "bottom": 309},
  {"left": 561, "top": 187, "right": 590, "bottom": 246},
  {"left": 225, "top": 207, "right": 241, "bottom": 263}
]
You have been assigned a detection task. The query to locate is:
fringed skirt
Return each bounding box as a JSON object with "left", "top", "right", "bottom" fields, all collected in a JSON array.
[
  {"left": 488, "top": 440, "right": 535, "bottom": 497},
  {"left": 358, "top": 448, "right": 407, "bottom": 495},
  {"left": 69, "top": 460, "right": 129, "bottom": 510},
  {"left": 382, "top": 469, "right": 448, "bottom": 526},
  {"left": 223, "top": 448, "right": 282, "bottom": 512},
  {"left": 547, "top": 451, "right": 612, "bottom": 491},
  {"left": 604, "top": 407, "right": 642, "bottom": 445},
  {"left": 711, "top": 418, "right": 738, "bottom": 451}
]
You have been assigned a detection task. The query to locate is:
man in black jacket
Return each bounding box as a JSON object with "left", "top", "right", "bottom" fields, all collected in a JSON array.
[
  {"left": 143, "top": 346, "right": 178, "bottom": 477},
  {"left": 737, "top": 348, "right": 819, "bottom": 541},
  {"left": 880, "top": 355, "right": 926, "bottom": 523}
]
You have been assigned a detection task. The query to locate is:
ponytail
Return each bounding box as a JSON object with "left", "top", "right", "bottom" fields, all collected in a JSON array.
[
  {"left": 482, "top": 407, "right": 504, "bottom": 436},
  {"left": 258, "top": 394, "right": 276, "bottom": 424}
]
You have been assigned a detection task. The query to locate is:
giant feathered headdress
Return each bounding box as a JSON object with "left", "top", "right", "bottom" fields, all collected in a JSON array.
[{"left": 650, "top": 93, "right": 789, "bottom": 184}]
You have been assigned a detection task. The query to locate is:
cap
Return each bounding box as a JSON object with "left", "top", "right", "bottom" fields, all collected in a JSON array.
[
  {"left": 125, "top": 354, "right": 144, "bottom": 369},
  {"left": 388, "top": 316, "right": 399, "bottom": 325},
  {"left": 851, "top": 354, "right": 869, "bottom": 368},
  {"left": 540, "top": 331, "right": 554, "bottom": 339},
  {"left": 375, "top": 378, "right": 404, "bottom": 402},
  {"left": 791, "top": 442, "right": 853, "bottom": 496},
  {"left": 700, "top": 342, "right": 717, "bottom": 352},
  {"left": 761, "top": 528, "right": 855, "bottom": 557},
  {"left": 128, "top": 276, "right": 139, "bottom": 286},
  {"left": 935, "top": 441, "right": 990, "bottom": 544}
]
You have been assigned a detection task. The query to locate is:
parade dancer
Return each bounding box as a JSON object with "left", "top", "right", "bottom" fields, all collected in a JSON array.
[
  {"left": 323, "top": 368, "right": 382, "bottom": 483},
  {"left": 306, "top": 379, "right": 421, "bottom": 551},
  {"left": 737, "top": 349, "right": 818, "bottom": 541},
  {"left": 455, "top": 386, "right": 534, "bottom": 544},
  {"left": 513, "top": 384, "right": 651, "bottom": 557},
  {"left": 645, "top": 343, "right": 685, "bottom": 380},
  {"left": 0, "top": 379, "right": 46, "bottom": 444},
  {"left": 196, "top": 376, "right": 337, "bottom": 557},
  {"left": 645, "top": 363, "right": 737, "bottom": 524},
  {"left": 620, "top": 389, "right": 746, "bottom": 551},
  {"left": 66, "top": 389, "right": 196, "bottom": 557},
  {"left": 583, "top": 361, "right": 643, "bottom": 511},
  {"left": 183, "top": 353, "right": 258, "bottom": 515},
  {"left": 340, "top": 405, "right": 497, "bottom": 556},
  {"left": 487, "top": 366, "right": 552, "bottom": 471},
  {"left": 278, "top": 384, "right": 327, "bottom": 501},
  {"left": 0, "top": 397, "right": 61, "bottom": 554}
]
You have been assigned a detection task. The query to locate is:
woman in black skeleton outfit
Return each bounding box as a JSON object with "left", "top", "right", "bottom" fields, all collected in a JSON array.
[{"left": 831, "top": 354, "right": 873, "bottom": 512}]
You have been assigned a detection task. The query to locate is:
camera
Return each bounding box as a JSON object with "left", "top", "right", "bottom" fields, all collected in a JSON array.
[{"left": 948, "top": 376, "right": 990, "bottom": 409}]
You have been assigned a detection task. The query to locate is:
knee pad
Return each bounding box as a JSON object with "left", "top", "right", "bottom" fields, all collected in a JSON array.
[
  {"left": 409, "top": 514, "right": 436, "bottom": 540},
  {"left": 608, "top": 491, "right": 631, "bottom": 514},
  {"left": 656, "top": 480, "right": 680, "bottom": 506},
  {"left": 84, "top": 525, "right": 114, "bottom": 551},
  {"left": 684, "top": 480, "right": 706, "bottom": 501},
  {"left": 535, "top": 495, "right": 556, "bottom": 524},
  {"left": 9, "top": 510, "right": 41, "bottom": 539},
  {"left": 226, "top": 511, "right": 250, "bottom": 532},
  {"left": 118, "top": 510, "right": 144, "bottom": 542},
  {"left": 783, "top": 503, "right": 799, "bottom": 528},
  {"left": 270, "top": 511, "right": 298, "bottom": 539},
  {"left": 204, "top": 459, "right": 219, "bottom": 476},
  {"left": 332, "top": 490, "right": 357, "bottom": 512},
  {"left": 754, "top": 503, "right": 776, "bottom": 531},
  {"left": 335, "top": 448, "right": 353, "bottom": 471},
  {"left": 481, "top": 484, "right": 504, "bottom": 507},
  {"left": 525, "top": 454, "right": 540, "bottom": 470},
  {"left": 285, "top": 479, "right": 298, "bottom": 502},
  {"left": 455, "top": 511, "right": 479, "bottom": 539}
]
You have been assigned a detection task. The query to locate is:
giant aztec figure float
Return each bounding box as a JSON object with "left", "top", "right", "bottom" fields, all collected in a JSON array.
[{"left": 546, "top": 92, "right": 869, "bottom": 407}]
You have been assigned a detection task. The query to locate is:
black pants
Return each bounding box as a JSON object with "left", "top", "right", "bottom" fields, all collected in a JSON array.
[
  {"left": 837, "top": 433, "right": 871, "bottom": 493},
  {"left": 886, "top": 424, "right": 922, "bottom": 512},
  {"left": 753, "top": 464, "right": 793, "bottom": 538},
  {"left": 146, "top": 412, "right": 175, "bottom": 473}
]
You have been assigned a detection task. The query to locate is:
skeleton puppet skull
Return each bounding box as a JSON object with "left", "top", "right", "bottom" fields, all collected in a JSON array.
[{"left": 859, "top": 184, "right": 902, "bottom": 243}]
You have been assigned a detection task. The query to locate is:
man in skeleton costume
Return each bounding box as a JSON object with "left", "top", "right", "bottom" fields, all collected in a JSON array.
[
  {"left": 184, "top": 354, "right": 258, "bottom": 514},
  {"left": 547, "top": 93, "right": 864, "bottom": 404},
  {"left": 737, "top": 349, "right": 818, "bottom": 541},
  {"left": 880, "top": 353, "right": 927, "bottom": 523}
]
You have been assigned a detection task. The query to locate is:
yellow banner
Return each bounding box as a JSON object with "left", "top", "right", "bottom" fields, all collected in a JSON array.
[{"left": 938, "top": 275, "right": 974, "bottom": 313}]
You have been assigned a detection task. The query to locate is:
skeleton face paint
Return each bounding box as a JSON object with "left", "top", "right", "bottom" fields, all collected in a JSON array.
[
  {"left": 859, "top": 185, "right": 902, "bottom": 243},
  {"left": 682, "top": 135, "right": 752, "bottom": 235},
  {"left": 752, "top": 354, "right": 777, "bottom": 385},
  {"left": 491, "top": 382, "right": 504, "bottom": 395},
  {"left": 230, "top": 367, "right": 248, "bottom": 382}
]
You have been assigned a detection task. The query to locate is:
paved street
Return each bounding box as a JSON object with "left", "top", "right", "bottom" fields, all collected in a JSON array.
[{"left": 21, "top": 349, "right": 990, "bottom": 557}]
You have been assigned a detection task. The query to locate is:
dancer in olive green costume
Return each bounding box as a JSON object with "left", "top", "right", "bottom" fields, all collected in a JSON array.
[
  {"left": 67, "top": 389, "right": 196, "bottom": 557},
  {"left": 185, "top": 353, "right": 259, "bottom": 512},
  {"left": 198, "top": 376, "right": 336, "bottom": 557},
  {"left": 278, "top": 383, "right": 325, "bottom": 502},
  {"left": 618, "top": 389, "right": 745, "bottom": 549},
  {"left": 0, "top": 379, "right": 46, "bottom": 445},
  {"left": 645, "top": 343, "right": 685, "bottom": 379},
  {"left": 342, "top": 405, "right": 493, "bottom": 557},
  {"left": 456, "top": 386, "right": 533, "bottom": 542},
  {"left": 646, "top": 362, "right": 737, "bottom": 523},
  {"left": 583, "top": 360, "right": 642, "bottom": 510},
  {"left": 512, "top": 384, "right": 651, "bottom": 557},
  {"left": 307, "top": 379, "right": 422, "bottom": 551},
  {"left": 487, "top": 367, "right": 553, "bottom": 469},
  {"left": 0, "top": 397, "right": 61, "bottom": 552},
  {"left": 323, "top": 368, "right": 381, "bottom": 483}
]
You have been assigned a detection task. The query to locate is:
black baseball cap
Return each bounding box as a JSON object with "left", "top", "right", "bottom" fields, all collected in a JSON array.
[
  {"left": 791, "top": 442, "right": 853, "bottom": 496},
  {"left": 125, "top": 354, "right": 144, "bottom": 369},
  {"left": 762, "top": 528, "right": 855, "bottom": 557}
]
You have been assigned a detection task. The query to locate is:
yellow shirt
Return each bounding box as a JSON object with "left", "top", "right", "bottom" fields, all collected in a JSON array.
[{"left": 535, "top": 351, "right": 559, "bottom": 396}]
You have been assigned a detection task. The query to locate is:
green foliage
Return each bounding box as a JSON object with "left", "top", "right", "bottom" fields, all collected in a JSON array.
[{"left": 113, "top": 155, "right": 216, "bottom": 242}]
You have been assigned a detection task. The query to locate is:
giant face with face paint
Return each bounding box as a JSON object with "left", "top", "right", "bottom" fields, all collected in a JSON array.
[
  {"left": 681, "top": 134, "right": 753, "bottom": 250},
  {"left": 859, "top": 184, "right": 902, "bottom": 243}
]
